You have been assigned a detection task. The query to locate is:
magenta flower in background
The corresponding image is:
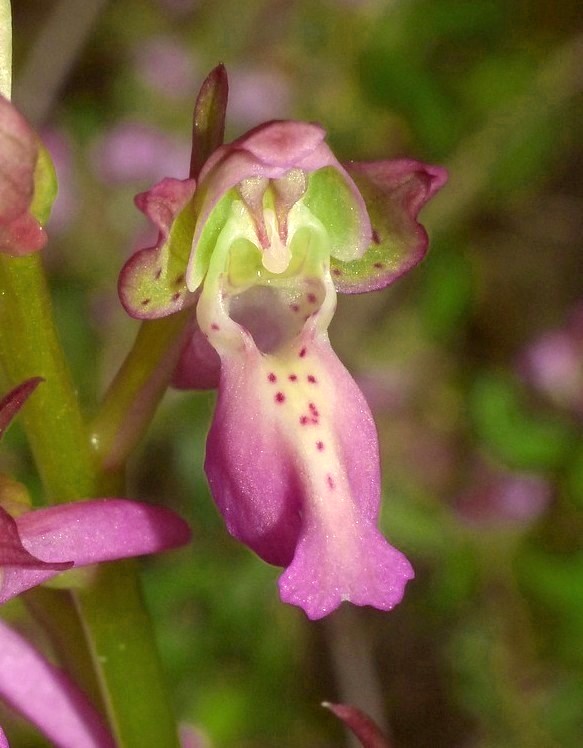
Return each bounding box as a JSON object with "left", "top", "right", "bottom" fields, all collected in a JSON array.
[
  {"left": 133, "top": 36, "right": 199, "bottom": 100},
  {"left": 119, "top": 66, "right": 447, "bottom": 619},
  {"left": 518, "top": 301, "right": 583, "bottom": 418},
  {"left": 0, "top": 96, "right": 56, "bottom": 255},
  {"left": 454, "top": 461, "right": 551, "bottom": 529},
  {"left": 91, "top": 122, "right": 191, "bottom": 185}
]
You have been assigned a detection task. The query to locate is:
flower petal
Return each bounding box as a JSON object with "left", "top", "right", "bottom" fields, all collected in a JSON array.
[
  {"left": 0, "top": 499, "right": 191, "bottom": 604},
  {"left": 0, "top": 619, "right": 115, "bottom": 748},
  {"left": 0, "top": 724, "right": 8, "bottom": 748},
  {"left": 172, "top": 317, "right": 220, "bottom": 390},
  {"left": 0, "top": 378, "right": 43, "bottom": 439},
  {"left": 189, "top": 64, "right": 229, "bottom": 180},
  {"left": 205, "top": 328, "right": 413, "bottom": 619},
  {"left": 0, "top": 97, "right": 56, "bottom": 255},
  {"left": 186, "top": 121, "right": 371, "bottom": 290},
  {"left": 331, "top": 159, "right": 447, "bottom": 293},
  {"left": 119, "top": 177, "right": 197, "bottom": 318},
  {"left": 0, "top": 505, "right": 72, "bottom": 571},
  {"left": 323, "top": 703, "right": 392, "bottom": 748}
]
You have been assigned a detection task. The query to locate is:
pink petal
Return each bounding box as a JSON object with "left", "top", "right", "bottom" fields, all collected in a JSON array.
[
  {"left": 323, "top": 703, "right": 392, "bottom": 748},
  {"left": 0, "top": 96, "right": 47, "bottom": 255},
  {"left": 0, "top": 505, "right": 72, "bottom": 571},
  {"left": 332, "top": 159, "right": 447, "bottom": 293},
  {"left": 205, "top": 329, "right": 413, "bottom": 619},
  {"left": 0, "top": 378, "right": 43, "bottom": 439},
  {"left": 0, "top": 619, "right": 115, "bottom": 748},
  {"left": 0, "top": 499, "right": 191, "bottom": 604},
  {"left": 0, "top": 724, "right": 8, "bottom": 748},
  {"left": 172, "top": 318, "right": 220, "bottom": 390}
]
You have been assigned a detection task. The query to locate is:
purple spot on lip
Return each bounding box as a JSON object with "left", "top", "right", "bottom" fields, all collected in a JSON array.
[
  {"left": 300, "top": 415, "right": 309, "bottom": 425},
  {"left": 316, "top": 441, "right": 324, "bottom": 451},
  {"left": 299, "top": 347, "right": 307, "bottom": 358},
  {"left": 372, "top": 229, "right": 381, "bottom": 245},
  {"left": 174, "top": 273, "right": 185, "bottom": 285},
  {"left": 275, "top": 392, "right": 285, "bottom": 403},
  {"left": 373, "top": 261, "right": 384, "bottom": 269},
  {"left": 290, "top": 304, "right": 300, "bottom": 312},
  {"left": 307, "top": 374, "right": 317, "bottom": 384},
  {"left": 307, "top": 293, "right": 317, "bottom": 304},
  {"left": 141, "top": 298, "right": 151, "bottom": 306},
  {"left": 172, "top": 292, "right": 181, "bottom": 301},
  {"left": 268, "top": 372, "right": 277, "bottom": 383},
  {"left": 332, "top": 268, "right": 342, "bottom": 277},
  {"left": 211, "top": 323, "right": 220, "bottom": 330},
  {"left": 154, "top": 268, "right": 162, "bottom": 280},
  {"left": 288, "top": 374, "right": 298, "bottom": 382},
  {"left": 327, "top": 474, "right": 335, "bottom": 490}
]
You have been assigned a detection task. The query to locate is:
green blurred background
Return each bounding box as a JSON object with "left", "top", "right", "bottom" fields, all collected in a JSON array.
[{"left": 1, "top": 0, "right": 582, "bottom": 745}]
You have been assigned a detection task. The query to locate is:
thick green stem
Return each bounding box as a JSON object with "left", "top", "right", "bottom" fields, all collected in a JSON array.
[{"left": 0, "top": 253, "right": 95, "bottom": 501}]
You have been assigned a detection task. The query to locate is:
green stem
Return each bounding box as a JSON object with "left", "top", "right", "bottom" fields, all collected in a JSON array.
[
  {"left": 0, "top": 253, "right": 95, "bottom": 501},
  {"left": 90, "top": 309, "right": 193, "bottom": 475},
  {"left": 0, "top": 0, "right": 11, "bottom": 99}
]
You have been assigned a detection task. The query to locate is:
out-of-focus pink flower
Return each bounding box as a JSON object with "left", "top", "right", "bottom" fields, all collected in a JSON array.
[
  {"left": 519, "top": 302, "right": 583, "bottom": 418},
  {"left": 454, "top": 463, "right": 551, "bottom": 528},
  {"left": 134, "top": 36, "right": 198, "bottom": 99},
  {"left": 227, "top": 68, "right": 292, "bottom": 129},
  {"left": 91, "top": 122, "right": 191, "bottom": 184}
]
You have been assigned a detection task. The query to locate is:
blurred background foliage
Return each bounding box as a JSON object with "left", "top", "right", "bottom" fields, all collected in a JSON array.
[{"left": 1, "top": 0, "right": 581, "bottom": 745}]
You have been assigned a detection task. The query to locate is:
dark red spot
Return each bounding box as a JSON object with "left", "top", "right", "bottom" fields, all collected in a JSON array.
[
  {"left": 300, "top": 415, "right": 309, "bottom": 425},
  {"left": 372, "top": 228, "right": 381, "bottom": 245},
  {"left": 332, "top": 268, "right": 342, "bottom": 277},
  {"left": 174, "top": 273, "right": 185, "bottom": 286},
  {"left": 307, "top": 374, "right": 317, "bottom": 384},
  {"left": 172, "top": 292, "right": 181, "bottom": 301},
  {"left": 308, "top": 403, "right": 319, "bottom": 416},
  {"left": 211, "top": 323, "right": 220, "bottom": 330},
  {"left": 141, "top": 298, "right": 151, "bottom": 306},
  {"left": 290, "top": 304, "right": 300, "bottom": 313},
  {"left": 275, "top": 392, "right": 285, "bottom": 403},
  {"left": 288, "top": 374, "right": 298, "bottom": 382},
  {"left": 268, "top": 372, "right": 277, "bottom": 383},
  {"left": 373, "top": 262, "right": 384, "bottom": 269},
  {"left": 299, "top": 347, "right": 307, "bottom": 358},
  {"left": 154, "top": 268, "right": 162, "bottom": 280},
  {"left": 307, "top": 293, "right": 317, "bottom": 304},
  {"left": 316, "top": 441, "right": 325, "bottom": 451},
  {"left": 327, "top": 475, "right": 336, "bottom": 490}
]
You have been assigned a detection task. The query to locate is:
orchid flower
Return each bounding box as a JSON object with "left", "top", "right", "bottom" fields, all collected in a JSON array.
[
  {"left": 0, "top": 380, "right": 191, "bottom": 743},
  {"left": 0, "top": 95, "right": 57, "bottom": 255},
  {"left": 0, "top": 378, "right": 191, "bottom": 604},
  {"left": 119, "top": 66, "right": 447, "bottom": 619}
]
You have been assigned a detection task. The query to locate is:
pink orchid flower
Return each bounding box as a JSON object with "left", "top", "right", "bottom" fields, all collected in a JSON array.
[
  {"left": 0, "top": 378, "right": 191, "bottom": 605},
  {"left": 0, "top": 379, "right": 191, "bottom": 743},
  {"left": 119, "top": 66, "right": 447, "bottom": 619},
  {"left": 0, "top": 96, "right": 57, "bottom": 255}
]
